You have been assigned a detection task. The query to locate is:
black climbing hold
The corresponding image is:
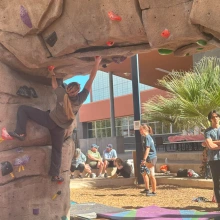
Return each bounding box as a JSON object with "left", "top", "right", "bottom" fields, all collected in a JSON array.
[
  {"left": 46, "top": 32, "right": 58, "bottom": 47},
  {"left": 16, "top": 86, "right": 31, "bottom": 98},
  {"left": 29, "top": 87, "right": 38, "bottom": 98},
  {"left": 1, "top": 161, "right": 13, "bottom": 176}
]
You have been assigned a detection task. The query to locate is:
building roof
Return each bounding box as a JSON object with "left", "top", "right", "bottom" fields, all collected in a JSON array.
[{"left": 100, "top": 50, "right": 193, "bottom": 89}]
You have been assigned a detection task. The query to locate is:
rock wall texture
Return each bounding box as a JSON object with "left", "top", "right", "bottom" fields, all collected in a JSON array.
[
  {"left": 1, "top": 0, "right": 220, "bottom": 219},
  {"left": 0, "top": 0, "right": 220, "bottom": 83},
  {"left": 0, "top": 63, "right": 74, "bottom": 219}
]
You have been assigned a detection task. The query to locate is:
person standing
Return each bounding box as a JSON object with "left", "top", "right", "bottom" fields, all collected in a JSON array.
[
  {"left": 139, "top": 124, "right": 157, "bottom": 196},
  {"left": 202, "top": 110, "right": 220, "bottom": 209},
  {"left": 103, "top": 144, "right": 117, "bottom": 178},
  {"left": 8, "top": 56, "right": 102, "bottom": 182}
]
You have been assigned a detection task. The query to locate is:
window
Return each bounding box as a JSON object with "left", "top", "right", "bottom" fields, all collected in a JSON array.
[{"left": 87, "top": 116, "right": 182, "bottom": 138}]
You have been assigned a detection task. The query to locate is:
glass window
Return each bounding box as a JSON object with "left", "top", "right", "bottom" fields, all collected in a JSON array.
[
  {"left": 116, "top": 118, "right": 122, "bottom": 126},
  {"left": 88, "top": 129, "right": 95, "bottom": 138},
  {"left": 122, "top": 117, "right": 128, "bottom": 126},
  {"left": 162, "top": 123, "right": 171, "bottom": 134},
  {"left": 106, "top": 119, "right": 110, "bottom": 127},
  {"left": 116, "top": 127, "right": 122, "bottom": 136},
  {"left": 100, "top": 120, "right": 106, "bottom": 128},
  {"left": 156, "top": 122, "right": 163, "bottom": 134},
  {"left": 101, "top": 129, "right": 106, "bottom": 137},
  {"left": 122, "top": 125, "right": 128, "bottom": 137},
  {"left": 88, "top": 122, "right": 92, "bottom": 130},
  {"left": 172, "top": 124, "right": 181, "bottom": 133},
  {"left": 96, "top": 129, "right": 102, "bottom": 138},
  {"left": 96, "top": 121, "right": 101, "bottom": 129},
  {"left": 106, "top": 128, "right": 111, "bottom": 137}
]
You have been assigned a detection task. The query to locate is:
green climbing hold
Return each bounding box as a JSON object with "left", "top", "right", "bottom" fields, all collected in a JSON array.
[
  {"left": 196, "top": 40, "right": 207, "bottom": 46},
  {"left": 185, "top": 53, "right": 190, "bottom": 56},
  {"left": 197, "top": 48, "right": 203, "bottom": 51},
  {"left": 61, "top": 216, "right": 68, "bottom": 220},
  {"left": 158, "top": 49, "right": 173, "bottom": 55}
]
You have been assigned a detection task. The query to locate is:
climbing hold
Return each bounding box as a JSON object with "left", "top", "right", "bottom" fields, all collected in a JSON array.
[
  {"left": 112, "top": 56, "right": 127, "bottom": 64},
  {"left": 196, "top": 40, "right": 207, "bottom": 46},
  {"left": 46, "top": 31, "right": 57, "bottom": 47},
  {"left": 33, "top": 208, "right": 39, "bottom": 215},
  {"left": 0, "top": 137, "right": 4, "bottom": 143},
  {"left": 14, "top": 155, "right": 30, "bottom": 172},
  {"left": 57, "top": 180, "right": 63, "bottom": 185},
  {"left": 108, "top": 11, "right": 122, "bottom": 21},
  {"left": 185, "top": 53, "right": 190, "bottom": 56},
  {"left": 1, "top": 128, "right": 13, "bottom": 140},
  {"left": 1, "top": 161, "right": 14, "bottom": 177},
  {"left": 20, "top": 5, "right": 32, "bottom": 28},
  {"left": 52, "top": 191, "right": 62, "bottom": 200},
  {"left": 158, "top": 49, "right": 173, "bottom": 55},
  {"left": 29, "top": 87, "right": 38, "bottom": 98},
  {"left": 106, "top": 41, "right": 114, "bottom": 46},
  {"left": 16, "top": 147, "right": 24, "bottom": 153},
  {"left": 16, "top": 86, "right": 32, "bottom": 98},
  {"left": 161, "top": 29, "right": 170, "bottom": 38},
  {"left": 61, "top": 216, "right": 68, "bottom": 220},
  {"left": 48, "top": 66, "right": 55, "bottom": 71},
  {"left": 102, "top": 64, "right": 107, "bottom": 68},
  {"left": 197, "top": 48, "right": 204, "bottom": 51}
]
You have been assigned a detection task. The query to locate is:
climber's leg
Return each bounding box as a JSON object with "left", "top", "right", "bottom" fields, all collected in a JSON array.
[
  {"left": 9, "top": 105, "right": 56, "bottom": 140},
  {"left": 49, "top": 126, "right": 65, "bottom": 181}
]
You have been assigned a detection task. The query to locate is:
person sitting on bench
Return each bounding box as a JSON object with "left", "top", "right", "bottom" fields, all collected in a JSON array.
[
  {"left": 86, "top": 144, "right": 104, "bottom": 178},
  {"left": 70, "top": 148, "right": 92, "bottom": 179}
]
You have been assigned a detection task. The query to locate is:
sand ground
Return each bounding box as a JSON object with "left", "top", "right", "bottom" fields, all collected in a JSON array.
[{"left": 70, "top": 185, "right": 219, "bottom": 212}]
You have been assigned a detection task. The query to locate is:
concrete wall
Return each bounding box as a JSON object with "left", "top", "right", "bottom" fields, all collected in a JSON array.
[{"left": 79, "top": 136, "right": 124, "bottom": 155}]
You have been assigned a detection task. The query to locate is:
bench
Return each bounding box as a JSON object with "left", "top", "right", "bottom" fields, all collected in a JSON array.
[{"left": 73, "top": 167, "right": 117, "bottom": 178}]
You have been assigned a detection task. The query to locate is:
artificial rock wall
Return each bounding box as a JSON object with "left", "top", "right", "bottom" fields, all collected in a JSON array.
[
  {"left": 0, "top": 63, "right": 74, "bottom": 220},
  {"left": 1, "top": 0, "right": 220, "bottom": 219},
  {"left": 0, "top": 0, "right": 220, "bottom": 83}
]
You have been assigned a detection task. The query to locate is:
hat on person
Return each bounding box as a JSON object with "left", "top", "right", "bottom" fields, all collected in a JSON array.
[
  {"left": 91, "top": 144, "right": 99, "bottom": 149},
  {"left": 106, "top": 144, "right": 113, "bottom": 149}
]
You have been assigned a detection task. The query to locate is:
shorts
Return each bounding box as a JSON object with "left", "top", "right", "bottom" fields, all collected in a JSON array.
[
  {"left": 140, "top": 157, "right": 157, "bottom": 176},
  {"left": 89, "top": 161, "right": 98, "bottom": 169}
]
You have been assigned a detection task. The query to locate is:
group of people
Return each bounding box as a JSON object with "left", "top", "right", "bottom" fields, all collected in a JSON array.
[{"left": 70, "top": 143, "right": 132, "bottom": 179}]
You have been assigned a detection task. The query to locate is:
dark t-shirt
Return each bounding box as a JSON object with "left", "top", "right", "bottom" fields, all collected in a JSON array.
[
  {"left": 50, "top": 86, "right": 89, "bottom": 129},
  {"left": 116, "top": 162, "right": 131, "bottom": 178}
]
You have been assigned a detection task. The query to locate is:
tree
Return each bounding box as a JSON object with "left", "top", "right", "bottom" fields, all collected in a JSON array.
[{"left": 142, "top": 57, "right": 220, "bottom": 130}]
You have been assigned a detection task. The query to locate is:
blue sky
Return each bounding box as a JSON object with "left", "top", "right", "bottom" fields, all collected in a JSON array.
[{"left": 64, "top": 75, "right": 90, "bottom": 103}]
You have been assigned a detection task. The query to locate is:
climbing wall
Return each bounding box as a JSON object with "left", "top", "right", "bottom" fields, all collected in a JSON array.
[{"left": 0, "top": 63, "right": 74, "bottom": 220}]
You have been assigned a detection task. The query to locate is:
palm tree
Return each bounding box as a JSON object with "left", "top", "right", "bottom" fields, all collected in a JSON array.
[{"left": 142, "top": 57, "right": 220, "bottom": 129}]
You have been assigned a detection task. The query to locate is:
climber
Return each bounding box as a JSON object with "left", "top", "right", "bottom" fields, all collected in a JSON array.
[{"left": 7, "top": 56, "right": 102, "bottom": 182}]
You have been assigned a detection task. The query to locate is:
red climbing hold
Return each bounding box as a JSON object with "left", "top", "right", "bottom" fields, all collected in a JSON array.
[
  {"left": 48, "top": 65, "right": 55, "bottom": 71},
  {"left": 108, "top": 11, "right": 122, "bottom": 21},
  {"left": 1, "top": 128, "right": 13, "bottom": 140},
  {"left": 161, "top": 29, "right": 170, "bottom": 38},
  {"left": 106, "top": 41, "right": 114, "bottom": 46}
]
